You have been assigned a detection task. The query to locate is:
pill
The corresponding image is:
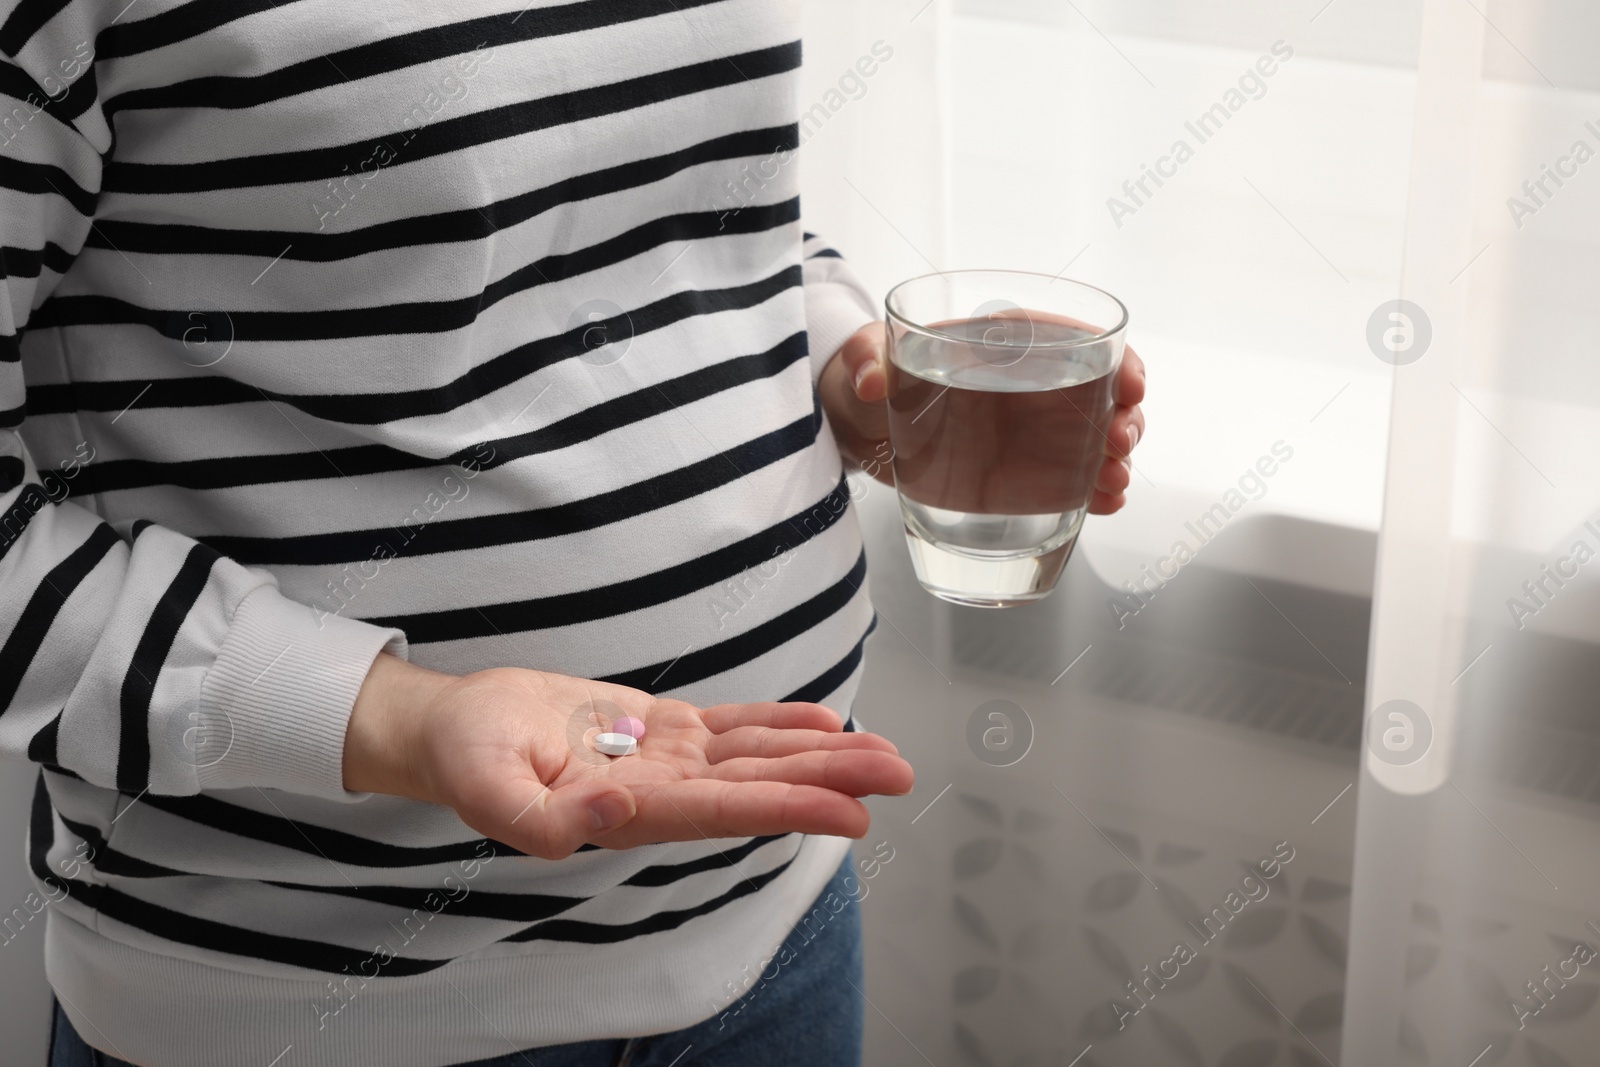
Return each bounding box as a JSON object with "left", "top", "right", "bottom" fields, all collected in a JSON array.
[
  {"left": 614, "top": 716, "right": 646, "bottom": 739},
  {"left": 593, "top": 732, "right": 638, "bottom": 757}
]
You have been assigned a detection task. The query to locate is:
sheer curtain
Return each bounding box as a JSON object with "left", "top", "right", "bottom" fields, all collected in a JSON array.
[
  {"left": 797, "top": 0, "right": 949, "bottom": 302},
  {"left": 800, "top": 2, "right": 1600, "bottom": 1065},
  {"left": 1344, "top": 1, "right": 1600, "bottom": 1064}
]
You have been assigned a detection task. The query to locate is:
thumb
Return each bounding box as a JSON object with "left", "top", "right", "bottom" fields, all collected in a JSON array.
[
  {"left": 489, "top": 777, "right": 637, "bottom": 860},
  {"left": 836, "top": 322, "right": 888, "bottom": 403}
]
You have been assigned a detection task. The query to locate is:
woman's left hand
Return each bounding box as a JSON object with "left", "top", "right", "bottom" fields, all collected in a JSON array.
[{"left": 818, "top": 321, "right": 1147, "bottom": 514}]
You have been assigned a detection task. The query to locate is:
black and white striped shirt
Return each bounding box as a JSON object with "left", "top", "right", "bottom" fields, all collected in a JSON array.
[{"left": 0, "top": 2, "right": 879, "bottom": 1063}]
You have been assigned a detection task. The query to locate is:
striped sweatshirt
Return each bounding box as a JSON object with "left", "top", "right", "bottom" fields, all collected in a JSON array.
[{"left": 0, "top": 2, "right": 882, "bottom": 1064}]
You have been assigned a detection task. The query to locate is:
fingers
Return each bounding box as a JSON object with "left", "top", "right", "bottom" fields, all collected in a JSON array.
[
  {"left": 704, "top": 724, "right": 897, "bottom": 763},
  {"left": 706, "top": 748, "right": 915, "bottom": 797},
  {"left": 1115, "top": 347, "right": 1146, "bottom": 406},
  {"left": 617, "top": 780, "right": 873, "bottom": 843},
  {"left": 817, "top": 323, "right": 895, "bottom": 480},
  {"left": 700, "top": 701, "right": 844, "bottom": 735},
  {"left": 1094, "top": 454, "right": 1131, "bottom": 498},
  {"left": 1086, "top": 488, "right": 1127, "bottom": 516},
  {"left": 1104, "top": 404, "right": 1145, "bottom": 459},
  {"left": 837, "top": 322, "right": 888, "bottom": 403}
]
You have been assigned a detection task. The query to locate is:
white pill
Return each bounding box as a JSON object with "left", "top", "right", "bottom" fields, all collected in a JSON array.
[{"left": 593, "top": 732, "right": 639, "bottom": 757}]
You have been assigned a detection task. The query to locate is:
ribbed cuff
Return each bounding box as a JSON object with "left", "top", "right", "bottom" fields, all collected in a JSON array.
[
  {"left": 195, "top": 586, "right": 407, "bottom": 800},
  {"left": 806, "top": 279, "right": 879, "bottom": 383}
]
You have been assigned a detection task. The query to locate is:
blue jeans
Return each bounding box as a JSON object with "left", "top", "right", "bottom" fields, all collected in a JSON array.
[{"left": 50, "top": 853, "right": 863, "bottom": 1067}]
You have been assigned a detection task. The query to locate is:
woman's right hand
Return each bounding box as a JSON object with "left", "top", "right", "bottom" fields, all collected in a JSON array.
[{"left": 344, "top": 654, "right": 914, "bottom": 859}]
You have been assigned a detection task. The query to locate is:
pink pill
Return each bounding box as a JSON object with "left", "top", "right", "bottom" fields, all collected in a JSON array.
[{"left": 613, "top": 716, "right": 646, "bottom": 739}]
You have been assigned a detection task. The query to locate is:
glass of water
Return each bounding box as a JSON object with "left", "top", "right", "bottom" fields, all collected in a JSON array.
[{"left": 883, "top": 270, "right": 1128, "bottom": 607}]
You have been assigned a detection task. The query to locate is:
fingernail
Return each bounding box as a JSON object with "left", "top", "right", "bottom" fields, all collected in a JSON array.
[
  {"left": 853, "top": 362, "right": 876, "bottom": 394},
  {"left": 1127, "top": 424, "right": 1140, "bottom": 450},
  {"left": 589, "top": 794, "right": 632, "bottom": 831},
  {"left": 1120, "top": 457, "right": 1132, "bottom": 472}
]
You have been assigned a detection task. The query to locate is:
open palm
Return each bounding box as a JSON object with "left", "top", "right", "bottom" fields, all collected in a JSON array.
[{"left": 392, "top": 666, "right": 914, "bottom": 860}]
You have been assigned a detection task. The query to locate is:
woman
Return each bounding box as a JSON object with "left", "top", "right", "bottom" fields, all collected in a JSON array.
[{"left": 0, "top": 2, "right": 1144, "bottom": 1064}]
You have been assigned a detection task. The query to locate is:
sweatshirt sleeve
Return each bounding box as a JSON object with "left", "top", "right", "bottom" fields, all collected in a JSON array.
[
  {"left": 801, "top": 231, "right": 879, "bottom": 382},
  {"left": 0, "top": 13, "right": 406, "bottom": 802}
]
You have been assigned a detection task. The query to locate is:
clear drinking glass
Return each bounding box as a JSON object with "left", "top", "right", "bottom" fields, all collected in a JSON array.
[{"left": 883, "top": 270, "right": 1128, "bottom": 608}]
